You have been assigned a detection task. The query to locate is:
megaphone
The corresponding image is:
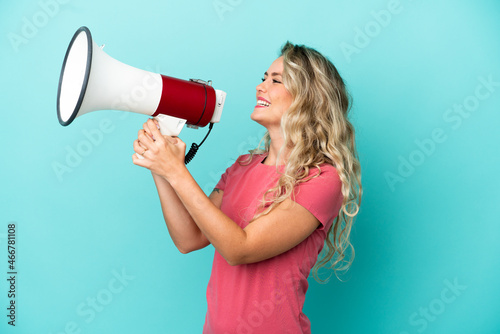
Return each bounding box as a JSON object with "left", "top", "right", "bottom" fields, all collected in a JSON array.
[{"left": 57, "top": 26, "right": 226, "bottom": 163}]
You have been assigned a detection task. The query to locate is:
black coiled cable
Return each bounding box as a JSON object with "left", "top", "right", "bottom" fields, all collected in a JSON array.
[{"left": 184, "top": 123, "right": 214, "bottom": 165}]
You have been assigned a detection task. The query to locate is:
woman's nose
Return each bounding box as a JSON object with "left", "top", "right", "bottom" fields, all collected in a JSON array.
[{"left": 256, "top": 80, "right": 266, "bottom": 93}]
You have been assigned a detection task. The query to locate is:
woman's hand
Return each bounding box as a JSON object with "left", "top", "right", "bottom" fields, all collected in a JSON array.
[{"left": 132, "top": 118, "right": 187, "bottom": 181}]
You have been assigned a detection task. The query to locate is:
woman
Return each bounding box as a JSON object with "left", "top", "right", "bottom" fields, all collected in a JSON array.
[{"left": 132, "top": 42, "right": 362, "bottom": 333}]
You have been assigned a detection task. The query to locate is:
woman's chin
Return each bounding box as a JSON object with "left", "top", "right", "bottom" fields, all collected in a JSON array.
[
  {"left": 250, "top": 112, "right": 265, "bottom": 125},
  {"left": 250, "top": 110, "right": 260, "bottom": 122}
]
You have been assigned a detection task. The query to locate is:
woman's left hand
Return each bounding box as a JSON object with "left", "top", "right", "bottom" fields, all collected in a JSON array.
[{"left": 132, "top": 118, "right": 187, "bottom": 181}]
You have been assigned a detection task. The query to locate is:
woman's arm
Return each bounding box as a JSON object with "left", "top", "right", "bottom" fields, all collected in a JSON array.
[
  {"left": 133, "top": 120, "right": 223, "bottom": 254},
  {"left": 151, "top": 172, "right": 224, "bottom": 253},
  {"left": 133, "top": 119, "right": 320, "bottom": 266},
  {"left": 167, "top": 169, "right": 320, "bottom": 265}
]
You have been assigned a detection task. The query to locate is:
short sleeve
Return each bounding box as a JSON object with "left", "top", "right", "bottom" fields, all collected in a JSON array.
[
  {"left": 214, "top": 155, "right": 247, "bottom": 191},
  {"left": 214, "top": 165, "right": 231, "bottom": 192},
  {"left": 292, "top": 165, "right": 344, "bottom": 230}
]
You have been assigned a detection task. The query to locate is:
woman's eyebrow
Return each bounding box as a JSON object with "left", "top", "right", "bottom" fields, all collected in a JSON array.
[{"left": 264, "top": 71, "right": 283, "bottom": 77}]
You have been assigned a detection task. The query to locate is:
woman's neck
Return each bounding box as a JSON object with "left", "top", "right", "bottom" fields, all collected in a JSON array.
[{"left": 263, "top": 129, "right": 289, "bottom": 166}]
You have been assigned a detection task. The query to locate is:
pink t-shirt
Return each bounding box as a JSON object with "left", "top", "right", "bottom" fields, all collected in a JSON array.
[{"left": 203, "top": 153, "right": 343, "bottom": 334}]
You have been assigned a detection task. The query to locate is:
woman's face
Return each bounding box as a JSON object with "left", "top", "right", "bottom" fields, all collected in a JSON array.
[{"left": 250, "top": 56, "right": 293, "bottom": 129}]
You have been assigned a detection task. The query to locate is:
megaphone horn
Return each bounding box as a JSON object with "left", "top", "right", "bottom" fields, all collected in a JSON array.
[{"left": 57, "top": 26, "right": 226, "bottom": 162}]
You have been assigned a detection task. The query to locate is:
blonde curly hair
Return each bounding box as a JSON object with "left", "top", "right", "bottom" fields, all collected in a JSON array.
[{"left": 240, "top": 41, "right": 362, "bottom": 282}]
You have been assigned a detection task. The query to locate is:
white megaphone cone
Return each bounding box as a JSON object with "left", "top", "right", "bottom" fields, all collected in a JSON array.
[{"left": 57, "top": 26, "right": 226, "bottom": 163}]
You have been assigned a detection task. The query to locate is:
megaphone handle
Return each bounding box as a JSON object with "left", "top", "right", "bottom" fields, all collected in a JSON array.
[
  {"left": 155, "top": 114, "right": 187, "bottom": 136},
  {"left": 135, "top": 115, "right": 187, "bottom": 160}
]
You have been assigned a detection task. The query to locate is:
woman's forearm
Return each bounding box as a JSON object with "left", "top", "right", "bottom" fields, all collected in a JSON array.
[{"left": 151, "top": 172, "right": 210, "bottom": 253}]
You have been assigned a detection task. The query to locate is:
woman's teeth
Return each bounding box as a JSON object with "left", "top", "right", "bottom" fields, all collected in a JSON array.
[{"left": 257, "top": 100, "right": 271, "bottom": 107}]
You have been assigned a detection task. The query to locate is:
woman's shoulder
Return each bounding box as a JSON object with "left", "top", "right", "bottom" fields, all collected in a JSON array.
[
  {"left": 308, "top": 162, "right": 339, "bottom": 177},
  {"left": 302, "top": 163, "right": 342, "bottom": 188},
  {"left": 235, "top": 153, "right": 266, "bottom": 164},
  {"left": 222, "top": 153, "right": 265, "bottom": 176}
]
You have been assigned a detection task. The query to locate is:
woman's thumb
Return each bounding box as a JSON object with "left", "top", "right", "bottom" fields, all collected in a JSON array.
[{"left": 165, "top": 136, "right": 178, "bottom": 144}]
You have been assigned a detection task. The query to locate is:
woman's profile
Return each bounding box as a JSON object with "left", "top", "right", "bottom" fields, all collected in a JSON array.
[{"left": 132, "top": 41, "right": 362, "bottom": 333}]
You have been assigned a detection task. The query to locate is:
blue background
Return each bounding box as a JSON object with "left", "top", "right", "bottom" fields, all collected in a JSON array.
[{"left": 1, "top": 0, "right": 499, "bottom": 333}]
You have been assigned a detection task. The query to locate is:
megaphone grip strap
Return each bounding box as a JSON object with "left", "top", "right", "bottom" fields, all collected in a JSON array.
[{"left": 192, "top": 84, "right": 208, "bottom": 126}]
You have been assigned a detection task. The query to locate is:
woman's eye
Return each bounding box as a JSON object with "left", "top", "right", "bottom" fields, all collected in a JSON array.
[{"left": 261, "top": 77, "right": 282, "bottom": 84}]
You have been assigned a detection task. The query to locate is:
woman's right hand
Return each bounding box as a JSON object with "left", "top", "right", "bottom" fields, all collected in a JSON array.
[
  {"left": 135, "top": 118, "right": 159, "bottom": 174},
  {"left": 142, "top": 118, "right": 159, "bottom": 140}
]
